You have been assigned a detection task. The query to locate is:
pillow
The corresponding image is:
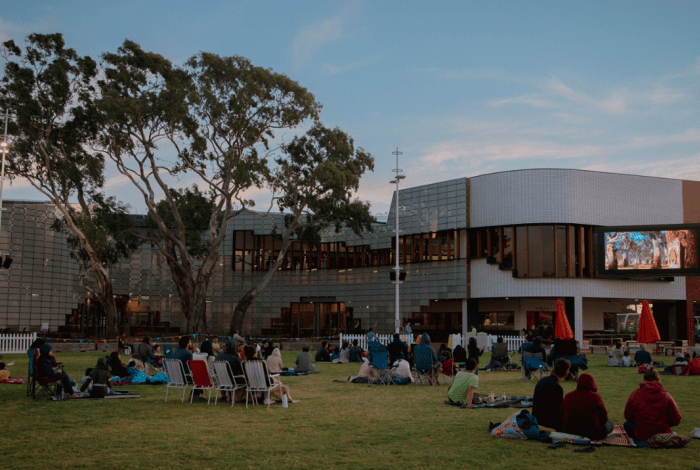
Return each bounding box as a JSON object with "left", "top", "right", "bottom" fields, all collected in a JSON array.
[{"left": 649, "top": 433, "right": 691, "bottom": 448}]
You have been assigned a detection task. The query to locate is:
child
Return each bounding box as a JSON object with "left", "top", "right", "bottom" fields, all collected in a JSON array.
[
  {"left": 0, "top": 355, "right": 13, "bottom": 381},
  {"left": 621, "top": 350, "right": 632, "bottom": 367},
  {"left": 211, "top": 336, "right": 221, "bottom": 355},
  {"left": 330, "top": 346, "right": 340, "bottom": 362}
]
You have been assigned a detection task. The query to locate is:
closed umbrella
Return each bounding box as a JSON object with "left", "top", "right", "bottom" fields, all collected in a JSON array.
[
  {"left": 636, "top": 300, "right": 661, "bottom": 344},
  {"left": 554, "top": 299, "right": 574, "bottom": 340}
]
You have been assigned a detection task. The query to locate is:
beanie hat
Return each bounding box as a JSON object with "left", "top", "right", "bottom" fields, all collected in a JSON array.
[{"left": 39, "top": 343, "right": 52, "bottom": 354}]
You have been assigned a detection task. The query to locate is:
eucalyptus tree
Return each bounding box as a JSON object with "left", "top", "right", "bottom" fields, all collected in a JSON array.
[
  {"left": 93, "top": 41, "right": 321, "bottom": 334},
  {"left": 0, "top": 33, "right": 136, "bottom": 336},
  {"left": 229, "top": 124, "right": 375, "bottom": 334}
]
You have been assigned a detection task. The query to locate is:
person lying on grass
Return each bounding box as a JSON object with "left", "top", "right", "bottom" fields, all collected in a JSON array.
[
  {"left": 532, "top": 358, "right": 571, "bottom": 431},
  {"left": 447, "top": 358, "right": 479, "bottom": 407}
]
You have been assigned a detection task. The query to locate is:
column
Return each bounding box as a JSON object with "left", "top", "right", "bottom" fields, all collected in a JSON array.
[
  {"left": 574, "top": 296, "right": 583, "bottom": 344},
  {"left": 461, "top": 299, "right": 468, "bottom": 346}
]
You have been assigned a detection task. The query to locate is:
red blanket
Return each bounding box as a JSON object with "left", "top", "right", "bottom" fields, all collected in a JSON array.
[{"left": 0, "top": 377, "right": 27, "bottom": 384}]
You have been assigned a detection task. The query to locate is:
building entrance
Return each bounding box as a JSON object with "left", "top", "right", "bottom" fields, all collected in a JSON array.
[{"left": 274, "top": 298, "right": 354, "bottom": 338}]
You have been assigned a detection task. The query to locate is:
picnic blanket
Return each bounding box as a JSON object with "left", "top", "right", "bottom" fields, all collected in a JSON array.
[
  {"left": 113, "top": 367, "right": 169, "bottom": 385},
  {"left": 550, "top": 425, "right": 638, "bottom": 447},
  {"left": 445, "top": 396, "right": 533, "bottom": 409},
  {"left": 279, "top": 370, "right": 322, "bottom": 376},
  {"left": 0, "top": 376, "right": 26, "bottom": 384}
]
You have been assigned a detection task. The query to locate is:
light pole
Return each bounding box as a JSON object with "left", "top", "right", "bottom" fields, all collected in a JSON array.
[
  {"left": 390, "top": 147, "right": 405, "bottom": 334},
  {"left": 0, "top": 107, "right": 11, "bottom": 269}
]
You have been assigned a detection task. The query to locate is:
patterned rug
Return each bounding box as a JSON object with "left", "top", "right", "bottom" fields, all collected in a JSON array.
[
  {"left": 0, "top": 377, "right": 26, "bottom": 384},
  {"left": 550, "top": 425, "right": 639, "bottom": 447}
]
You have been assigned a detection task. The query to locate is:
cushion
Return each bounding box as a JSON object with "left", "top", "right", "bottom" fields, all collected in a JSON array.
[{"left": 649, "top": 433, "right": 691, "bottom": 448}]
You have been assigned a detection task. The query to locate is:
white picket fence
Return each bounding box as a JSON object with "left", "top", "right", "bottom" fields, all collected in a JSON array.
[
  {"left": 0, "top": 332, "right": 37, "bottom": 354},
  {"left": 450, "top": 333, "right": 525, "bottom": 352},
  {"left": 339, "top": 333, "right": 414, "bottom": 350}
]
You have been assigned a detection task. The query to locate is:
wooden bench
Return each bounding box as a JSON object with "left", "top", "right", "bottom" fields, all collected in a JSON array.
[{"left": 589, "top": 345, "right": 608, "bottom": 355}]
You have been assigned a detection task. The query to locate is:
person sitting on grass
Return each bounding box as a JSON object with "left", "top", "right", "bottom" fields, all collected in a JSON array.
[
  {"left": 489, "top": 337, "right": 510, "bottom": 369},
  {"left": 315, "top": 341, "right": 331, "bottom": 362},
  {"left": 688, "top": 351, "right": 700, "bottom": 375},
  {"left": 348, "top": 339, "right": 364, "bottom": 363},
  {"left": 108, "top": 351, "right": 129, "bottom": 378},
  {"left": 633, "top": 344, "right": 653, "bottom": 366},
  {"left": 452, "top": 343, "right": 467, "bottom": 364},
  {"left": 294, "top": 346, "right": 315, "bottom": 373},
  {"left": 562, "top": 373, "right": 614, "bottom": 440},
  {"left": 132, "top": 337, "right": 163, "bottom": 374},
  {"left": 37, "top": 343, "right": 75, "bottom": 399},
  {"left": 447, "top": 358, "right": 479, "bottom": 407},
  {"left": 624, "top": 367, "right": 681, "bottom": 441},
  {"left": 621, "top": 349, "right": 632, "bottom": 367},
  {"left": 330, "top": 347, "right": 340, "bottom": 362},
  {"left": 532, "top": 358, "right": 571, "bottom": 431},
  {"left": 80, "top": 357, "right": 114, "bottom": 397},
  {"left": 608, "top": 341, "right": 624, "bottom": 366},
  {"left": 266, "top": 348, "right": 285, "bottom": 374}
]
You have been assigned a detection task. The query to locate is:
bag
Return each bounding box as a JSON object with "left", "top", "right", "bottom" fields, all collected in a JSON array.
[
  {"left": 491, "top": 411, "right": 527, "bottom": 440},
  {"left": 638, "top": 364, "right": 649, "bottom": 374},
  {"left": 515, "top": 410, "right": 541, "bottom": 440},
  {"left": 649, "top": 433, "right": 691, "bottom": 448}
]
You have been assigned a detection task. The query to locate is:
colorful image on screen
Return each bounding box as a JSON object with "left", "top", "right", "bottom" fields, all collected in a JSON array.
[{"left": 604, "top": 230, "right": 699, "bottom": 271}]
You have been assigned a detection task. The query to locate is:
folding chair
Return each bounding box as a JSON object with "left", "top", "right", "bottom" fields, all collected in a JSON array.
[
  {"left": 187, "top": 360, "right": 215, "bottom": 404},
  {"left": 367, "top": 341, "right": 396, "bottom": 387},
  {"left": 163, "top": 344, "right": 174, "bottom": 359},
  {"left": 242, "top": 360, "right": 281, "bottom": 408},
  {"left": 27, "top": 348, "right": 36, "bottom": 397},
  {"left": 521, "top": 351, "right": 548, "bottom": 382},
  {"left": 163, "top": 358, "right": 190, "bottom": 403},
  {"left": 212, "top": 361, "right": 247, "bottom": 407},
  {"left": 438, "top": 358, "right": 457, "bottom": 385},
  {"left": 413, "top": 345, "right": 440, "bottom": 386},
  {"left": 31, "top": 350, "right": 60, "bottom": 401}
]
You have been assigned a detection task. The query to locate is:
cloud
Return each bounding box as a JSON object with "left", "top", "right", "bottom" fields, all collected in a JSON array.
[
  {"left": 322, "top": 54, "right": 382, "bottom": 75},
  {"left": 0, "top": 17, "right": 56, "bottom": 44},
  {"left": 291, "top": 2, "right": 362, "bottom": 68}
]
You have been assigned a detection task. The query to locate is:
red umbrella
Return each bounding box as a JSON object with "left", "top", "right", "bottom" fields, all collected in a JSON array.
[
  {"left": 554, "top": 299, "right": 574, "bottom": 340},
  {"left": 636, "top": 300, "right": 661, "bottom": 344}
]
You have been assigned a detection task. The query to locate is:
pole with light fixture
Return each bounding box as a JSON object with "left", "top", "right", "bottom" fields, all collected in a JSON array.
[
  {"left": 390, "top": 147, "right": 405, "bottom": 334},
  {"left": 0, "top": 107, "right": 12, "bottom": 269}
]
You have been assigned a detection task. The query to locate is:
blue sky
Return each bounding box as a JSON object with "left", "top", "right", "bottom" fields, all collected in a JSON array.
[{"left": 2, "top": 1, "right": 699, "bottom": 215}]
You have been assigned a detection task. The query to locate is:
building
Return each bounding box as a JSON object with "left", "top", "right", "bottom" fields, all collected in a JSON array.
[{"left": 1, "top": 168, "right": 699, "bottom": 345}]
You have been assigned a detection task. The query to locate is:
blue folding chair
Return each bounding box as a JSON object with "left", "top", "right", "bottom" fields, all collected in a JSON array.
[
  {"left": 163, "top": 344, "right": 174, "bottom": 359},
  {"left": 367, "top": 341, "right": 396, "bottom": 386},
  {"left": 413, "top": 344, "right": 440, "bottom": 386},
  {"left": 521, "top": 351, "right": 548, "bottom": 382}
]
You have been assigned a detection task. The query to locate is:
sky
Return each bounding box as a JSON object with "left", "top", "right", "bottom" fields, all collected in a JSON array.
[{"left": 1, "top": 0, "right": 699, "bottom": 216}]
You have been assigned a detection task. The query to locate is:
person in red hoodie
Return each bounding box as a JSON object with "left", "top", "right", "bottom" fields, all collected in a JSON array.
[
  {"left": 623, "top": 367, "right": 682, "bottom": 441},
  {"left": 562, "top": 373, "right": 614, "bottom": 439}
]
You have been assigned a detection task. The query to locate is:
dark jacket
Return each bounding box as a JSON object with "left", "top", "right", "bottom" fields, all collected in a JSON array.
[
  {"left": 532, "top": 375, "right": 565, "bottom": 431},
  {"left": 315, "top": 346, "right": 331, "bottom": 362},
  {"left": 624, "top": 380, "right": 682, "bottom": 440},
  {"left": 467, "top": 342, "right": 484, "bottom": 364},
  {"left": 81, "top": 357, "right": 113, "bottom": 396},
  {"left": 634, "top": 350, "right": 653, "bottom": 365},
  {"left": 562, "top": 374, "right": 609, "bottom": 439},
  {"left": 200, "top": 340, "right": 214, "bottom": 356},
  {"left": 108, "top": 357, "right": 129, "bottom": 378},
  {"left": 133, "top": 342, "right": 159, "bottom": 363},
  {"left": 453, "top": 345, "right": 467, "bottom": 362}
]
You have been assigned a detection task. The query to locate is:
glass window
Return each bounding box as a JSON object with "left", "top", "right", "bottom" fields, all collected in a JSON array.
[
  {"left": 515, "top": 226, "right": 527, "bottom": 275},
  {"left": 528, "top": 225, "right": 542, "bottom": 277},
  {"left": 542, "top": 225, "right": 555, "bottom": 277},
  {"left": 503, "top": 227, "right": 513, "bottom": 268},
  {"left": 556, "top": 225, "right": 567, "bottom": 277},
  {"left": 490, "top": 227, "right": 500, "bottom": 259},
  {"left": 479, "top": 312, "right": 515, "bottom": 331}
]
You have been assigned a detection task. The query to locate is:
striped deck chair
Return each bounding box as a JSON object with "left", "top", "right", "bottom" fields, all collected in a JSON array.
[
  {"left": 187, "top": 360, "right": 215, "bottom": 404},
  {"left": 212, "top": 361, "right": 247, "bottom": 407},
  {"left": 163, "top": 358, "right": 190, "bottom": 403},
  {"left": 242, "top": 360, "right": 281, "bottom": 408}
]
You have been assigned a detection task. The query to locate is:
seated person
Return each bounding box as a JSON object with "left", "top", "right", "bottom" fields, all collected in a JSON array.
[
  {"left": 108, "top": 351, "right": 130, "bottom": 378},
  {"left": 262, "top": 340, "right": 275, "bottom": 360},
  {"left": 452, "top": 344, "right": 467, "bottom": 363},
  {"left": 36, "top": 343, "right": 75, "bottom": 399},
  {"left": 393, "top": 358, "right": 414, "bottom": 383},
  {"left": 440, "top": 352, "right": 455, "bottom": 378},
  {"left": 330, "top": 347, "right": 340, "bottom": 362},
  {"left": 523, "top": 336, "right": 546, "bottom": 362},
  {"left": 634, "top": 344, "right": 653, "bottom": 365},
  {"left": 489, "top": 337, "right": 510, "bottom": 369},
  {"left": 438, "top": 344, "right": 450, "bottom": 361},
  {"left": 336, "top": 341, "right": 351, "bottom": 364},
  {"left": 266, "top": 348, "right": 285, "bottom": 374},
  {"left": 562, "top": 373, "right": 614, "bottom": 439},
  {"left": 245, "top": 345, "right": 297, "bottom": 404},
  {"left": 132, "top": 337, "right": 163, "bottom": 373},
  {"left": 173, "top": 336, "right": 194, "bottom": 376},
  {"left": 532, "top": 358, "right": 571, "bottom": 431},
  {"left": 414, "top": 333, "right": 441, "bottom": 373},
  {"left": 608, "top": 342, "right": 624, "bottom": 366},
  {"left": 215, "top": 341, "right": 245, "bottom": 402},
  {"left": 387, "top": 334, "right": 409, "bottom": 362},
  {"left": 624, "top": 367, "right": 682, "bottom": 441},
  {"left": 211, "top": 336, "right": 221, "bottom": 355},
  {"left": 348, "top": 359, "right": 378, "bottom": 383},
  {"left": 80, "top": 357, "right": 114, "bottom": 397},
  {"left": 294, "top": 346, "right": 315, "bottom": 373},
  {"left": 447, "top": 358, "right": 479, "bottom": 407},
  {"left": 688, "top": 351, "right": 700, "bottom": 375},
  {"left": 315, "top": 341, "right": 331, "bottom": 362},
  {"left": 200, "top": 337, "right": 214, "bottom": 357},
  {"left": 348, "top": 340, "right": 364, "bottom": 363},
  {"left": 621, "top": 350, "right": 632, "bottom": 367},
  {"left": 518, "top": 334, "right": 534, "bottom": 354}
]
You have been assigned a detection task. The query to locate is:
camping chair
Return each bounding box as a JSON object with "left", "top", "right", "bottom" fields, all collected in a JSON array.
[
  {"left": 27, "top": 348, "right": 36, "bottom": 397},
  {"left": 163, "top": 344, "right": 174, "bottom": 359},
  {"left": 521, "top": 351, "right": 548, "bottom": 382},
  {"left": 413, "top": 345, "right": 440, "bottom": 386},
  {"left": 212, "top": 361, "right": 247, "bottom": 407},
  {"left": 367, "top": 341, "right": 396, "bottom": 387},
  {"left": 163, "top": 358, "right": 190, "bottom": 403},
  {"left": 438, "top": 358, "right": 457, "bottom": 385},
  {"left": 242, "top": 360, "right": 281, "bottom": 408},
  {"left": 187, "top": 360, "right": 215, "bottom": 404},
  {"left": 31, "top": 349, "right": 60, "bottom": 401}
]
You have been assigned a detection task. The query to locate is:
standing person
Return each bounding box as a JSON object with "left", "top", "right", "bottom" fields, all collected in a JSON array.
[
  {"left": 624, "top": 367, "right": 682, "bottom": 441},
  {"left": 36, "top": 344, "right": 75, "bottom": 399},
  {"left": 447, "top": 358, "right": 479, "bottom": 407},
  {"left": 294, "top": 346, "right": 315, "bottom": 373},
  {"left": 366, "top": 328, "right": 376, "bottom": 343},
  {"left": 532, "top": 358, "right": 571, "bottom": 431},
  {"left": 562, "top": 373, "right": 614, "bottom": 439},
  {"left": 471, "top": 325, "right": 477, "bottom": 334},
  {"left": 315, "top": 341, "right": 331, "bottom": 362},
  {"left": 467, "top": 337, "right": 485, "bottom": 374},
  {"left": 404, "top": 320, "right": 412, "bottom": 338}
]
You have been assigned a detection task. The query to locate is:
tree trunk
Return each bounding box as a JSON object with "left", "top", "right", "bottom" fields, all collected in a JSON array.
[{"left": 230, "top": 292, "right": 255, "bottom": 335}]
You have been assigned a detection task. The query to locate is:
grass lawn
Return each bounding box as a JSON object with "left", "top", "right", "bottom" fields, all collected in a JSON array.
[{"left": 1, "top": 349, "right": 699, "bottom": 469}]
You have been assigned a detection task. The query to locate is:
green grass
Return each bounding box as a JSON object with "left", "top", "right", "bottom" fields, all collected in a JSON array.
[{"left": 1, "top": 350, "right": 699, "bottom": 469}]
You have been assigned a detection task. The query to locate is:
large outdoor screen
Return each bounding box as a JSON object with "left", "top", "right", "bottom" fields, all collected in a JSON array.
[{"left": 596, "top": 225, "right": 700, "bottom": 277}]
